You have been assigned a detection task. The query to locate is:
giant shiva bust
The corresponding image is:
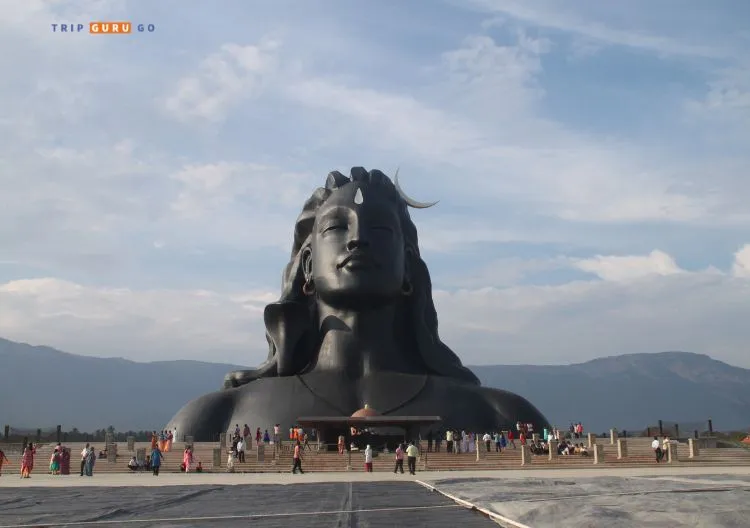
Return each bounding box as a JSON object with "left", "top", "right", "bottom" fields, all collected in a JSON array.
[{"left": 167, "top": 167, "right": 549, "bottom": 439}]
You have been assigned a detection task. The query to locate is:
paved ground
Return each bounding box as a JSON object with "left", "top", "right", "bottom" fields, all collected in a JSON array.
[
  {"left": 3, "top": 465, "right": 750, "bottom": 488},
  {"left": 2, "top": 467, "right": 750, "bottom": 527},
  {"left": 0, "top": 481, "right": 495, "bottom": 528},
  {"left": 430, "top": 472, "right": 750, "bottom": 527}
]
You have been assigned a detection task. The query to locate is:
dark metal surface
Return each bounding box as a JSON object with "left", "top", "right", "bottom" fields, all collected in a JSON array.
[
  {"left": 167, "top": 168, "right": 549, "bottom": 440},
  {"left": 0, "top": 482, "right": 498, "bottom": 528}
]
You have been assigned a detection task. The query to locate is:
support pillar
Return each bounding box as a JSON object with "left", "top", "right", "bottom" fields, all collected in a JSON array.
[
  {"left": 548, "top": 440, "right": 558, "bottom": 460},
  {"left": 609, "top": 429, "right": 618, "bottom": 444},
  {"left": 521, "top": 445, "right": 531, "bottom": 466},
  {"left": 688, "top": 438, "right": 699, "bottom": 458},
  {"left": 587, "top": 432, "right": 596, "bottom": 448},
  {"left": 667, "top": 442, "right": 678, "bottom": 464},
  {"left": 257, "top": 444, "right": 265, "bottom": 462},
  {"left": 617, "top": 439, "right": 628, "bottom": 459},
  {"left": 593, "top": 444, "right": 603, "bottom": 464}
]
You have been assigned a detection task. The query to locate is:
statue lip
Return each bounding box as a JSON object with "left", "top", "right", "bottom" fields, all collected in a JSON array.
[{"left": 338, "top": 251, "right": 378, "bottom": 269}]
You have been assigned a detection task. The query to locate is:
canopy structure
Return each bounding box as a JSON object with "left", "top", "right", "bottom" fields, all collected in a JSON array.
[
  {"left": 297, "top": 415, "right": 442, "bottom": 428},
  {"left": 298, "top": 407, "right": 442, "bottom": 448}
]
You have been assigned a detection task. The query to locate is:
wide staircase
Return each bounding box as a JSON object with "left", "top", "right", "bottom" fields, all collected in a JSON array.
[{"left": 3, "top": 437, "right": 749, "bottom": 474}]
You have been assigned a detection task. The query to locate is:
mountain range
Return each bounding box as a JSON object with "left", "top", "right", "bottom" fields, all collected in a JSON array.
[{"left": 1, "top": 337, "right": 748, "bottom": 433}]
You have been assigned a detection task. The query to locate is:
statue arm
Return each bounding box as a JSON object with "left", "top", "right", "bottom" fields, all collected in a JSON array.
[{"left": 223, "top": 360, "right": 277, "bottom": 389}]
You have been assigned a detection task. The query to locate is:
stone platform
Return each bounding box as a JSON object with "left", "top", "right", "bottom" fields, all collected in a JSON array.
[
  {"left": 1, "top": 467, "right": 749, "bottom": 527},
  {"left": 424, "top": 467, "right": 750, "bottom": 527}
]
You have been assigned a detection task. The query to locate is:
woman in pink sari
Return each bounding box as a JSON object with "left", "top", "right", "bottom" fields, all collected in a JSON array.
[
  {"left": 165, "top": 430, "right": 173, "bottom": 452},
  {"left": 183, "top": 446, "right": 194, "bottom": 473},
  {"left": 20, "top": 442, "right": 36, "bottom": 478}
]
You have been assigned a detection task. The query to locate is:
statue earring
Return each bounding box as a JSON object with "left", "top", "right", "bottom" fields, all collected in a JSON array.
[
  {"left": 401, "top": 279, "right": 413, "bottom": 296},
  {"left": 302, "top": 278, "right": 315, "bottom": 296}
]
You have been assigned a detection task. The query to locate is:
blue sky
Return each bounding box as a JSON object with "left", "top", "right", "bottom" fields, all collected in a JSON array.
[{"left": 1, "top": 0, "right": 748, "bottom": 367}]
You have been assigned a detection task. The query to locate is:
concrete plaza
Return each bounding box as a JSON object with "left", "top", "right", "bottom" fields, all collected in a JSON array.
[{"left": 1, "top": 466, "right": 749, "bottom": 527}]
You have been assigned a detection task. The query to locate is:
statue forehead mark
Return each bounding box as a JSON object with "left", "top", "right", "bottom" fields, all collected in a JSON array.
[{"left": 354, "top": 188, "right": 363, "bottom": 204}]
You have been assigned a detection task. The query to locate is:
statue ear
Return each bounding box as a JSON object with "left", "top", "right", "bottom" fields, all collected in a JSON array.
[
  {"left": 301, "top": 246, "right": 313, "bottom": 280},
  {"left": 404, "top": 246, "right": 415, "bottom": 280}
]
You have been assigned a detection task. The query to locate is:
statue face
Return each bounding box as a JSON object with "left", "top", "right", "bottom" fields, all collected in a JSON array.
[{"left": 309, "top": 183, "right": 406, "bottom": 305}]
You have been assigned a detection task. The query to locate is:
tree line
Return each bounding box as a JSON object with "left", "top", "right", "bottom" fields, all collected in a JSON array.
[{"left": 3, "top": 425, "right": 163, "bottom": 443}]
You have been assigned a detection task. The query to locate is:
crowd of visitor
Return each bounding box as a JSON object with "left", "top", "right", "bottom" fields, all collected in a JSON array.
[{"left": 4, "top": 419, "right": 714, "bottom": 476}]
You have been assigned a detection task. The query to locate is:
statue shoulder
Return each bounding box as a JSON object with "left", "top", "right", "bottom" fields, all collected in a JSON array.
[{"left": 478, "top": 385, "right": 549, "bottom": 428}]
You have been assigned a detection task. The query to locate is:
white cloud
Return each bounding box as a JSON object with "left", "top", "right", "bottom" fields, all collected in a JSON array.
[
  {"left": 149, "top": 21, "right": 744, "bottom": 229},
  {"left": 573, "top": 250, "right": 683, "bottom": 282},
  {"left": 732, "top": 245, "right": 750, "bottom": 278},
  {"left": 2, "top": 249, "right": 749, "bottom": 367},
  {"left": 461, "top": 0, "right": 734, "bottom": 59},
  {"left": 163, "top": 41, "right": 281, "bottom": 122},
  {"left": 684, "top": 67, "right": 750, "bottom": 137},
  {"left": 161, "top": 162, "right": 314, "bottom": 251},
  {"left": 2, "top": 1, "right": 749, "bottom": 372},
  {"left": 0, "top": 278, "right": 274, "bottom": 364}
]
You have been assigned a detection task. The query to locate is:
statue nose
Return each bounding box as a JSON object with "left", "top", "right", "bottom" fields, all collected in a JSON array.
[{"left": 346, "top": 238, "right": 369, "bottom": 251}]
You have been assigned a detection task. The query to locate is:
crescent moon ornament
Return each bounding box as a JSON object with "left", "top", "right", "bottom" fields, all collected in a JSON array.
[{"left": 393, "top": 168, "right": 439, "bottom": 209}]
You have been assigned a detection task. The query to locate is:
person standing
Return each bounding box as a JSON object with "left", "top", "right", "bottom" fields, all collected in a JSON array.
[
  {"left": 292, "top": 440, "right": 303, "bottom": 474},
  {"left": 0, "top": 447, "right": 8, "bottom": 476},
  {"left": 244, "top": 424, "right": 251, "bottom": 444},
  {"left": 364, "top": 445, "right": 373, "bottom": 472},
  {"left": 151, "top": 445, "right": 164, "bottom": 476},
  {"left": 49, "top": 447, "right": 61, "bottom": 475},
  {"left": 237, "top": 438, "right": 245, "bottom": 463},
  {"left": 20, "top": 443, "right": 36, "bottom": 479},
  {"left": 83, "top": 446, "right": 96, "bottom": 477},
  {"left": 406, "top": 442, "right": 418, "bottom": 475},
  {"left": 393, "top": 444, "right": 404, "bottom": 474},
  {"left": 79, "top": 443, "right": 89, "bottom": 476},
  {"left": 273, "top": 424, "right": 280, "bottom": 450},
  {"left": 445, "top": 430, "right": 453, "bottom": 454},
  {"left": 652, "top": 436, "right": 662, "bottom": 463},
  {"left": 183, "top": 446, "right": 194, "bottom": 473}
]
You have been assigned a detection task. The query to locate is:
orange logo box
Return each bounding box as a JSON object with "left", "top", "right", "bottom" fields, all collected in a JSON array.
[{"left": 89, "top": 22, "right": 132, "bottom": 34}]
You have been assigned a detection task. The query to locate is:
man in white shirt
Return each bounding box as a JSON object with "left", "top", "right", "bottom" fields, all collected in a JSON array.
[
  {"left": 273, "top": 424, "right": 280, "bottom": 448},
  {"left": 237, "top": 438, "right": 245, "bottom": 463},
  {"left": 446, "top": 430, "right": 454, "bottom": 454},
  {"left": 482, "top": 433, "right": 492, "bottom": 452},
  {"left": 80, "top": 443, "right": 90, "bottom": 476},
  {"left": 406, "top": 442, "right": 419, "bottom": 474},
  {"left": 652, "top": 436, "right": 663, "bottom": 462},
  {"left": 364, "top": 445, "right": 373, "bottom": 472}
]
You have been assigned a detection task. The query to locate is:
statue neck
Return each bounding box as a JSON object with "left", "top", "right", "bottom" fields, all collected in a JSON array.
[{"left": 313, "top": 302, "right": 413, "bottom": 378}]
